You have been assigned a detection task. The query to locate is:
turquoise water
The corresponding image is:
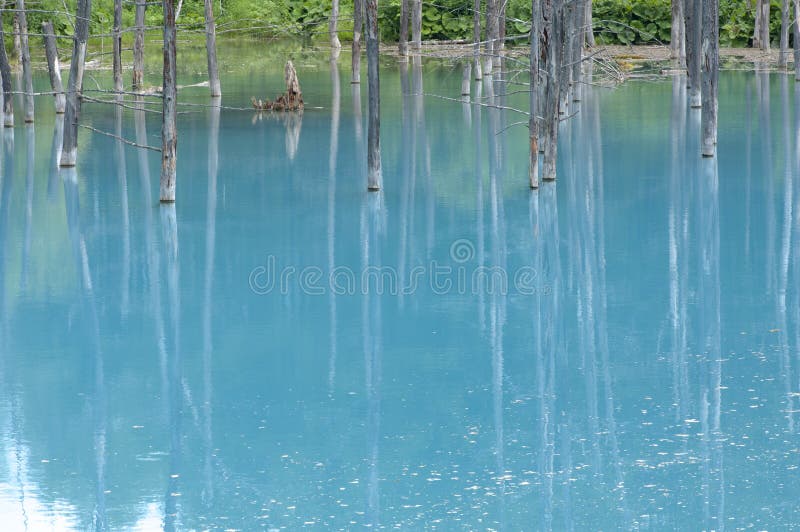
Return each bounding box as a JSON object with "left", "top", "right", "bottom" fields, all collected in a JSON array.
[{"left": 1, "top": 44, "right": 799, "bottom": 529}]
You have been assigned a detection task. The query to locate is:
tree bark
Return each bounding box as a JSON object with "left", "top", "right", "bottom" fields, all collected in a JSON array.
[
  {"left": 113, "top": 0, "right": 123, "bottom": 92},
  {"left": 399, "top": 0, "right": 409, "bottom": 56},
  {"left": 559, "top": 0, "right": 572, "bottom": 113},
  {"left": 686, "top": 0, "right": 702, "bottom": 107},
  {"left": 0, "top": 2, "right": 13, "bottom": 126},
  {"left": 353, "top": 0, "right": 363, "bottom": 82},
  {"left": 461, "top": 62, "right": 472, "bottom": 96},
  {"left": 473, "top": 0, "right": 482, "bottom": 78},
  {"left": 330, "top": 0, "right": 342, "bottom": 50},
  {"left": 17, "top": 0, "right": 33, "bottom": 122},
  {"left": 12, "top": 9, "right": 21, "bottom": 67},
  {"left": 133, "top": 0, "right": 146, "bottom": 89},
  {"left": 411, "top": 0, "right": 422, "bottom": 51},
  {"left": 161, "top": 0, "right": 178, "bottom": 201},
  {"left": 60, "top": 0, "right": 92, "bottom": 167},
  {"left": 779, "top": 0, "right": 789, "bottom": 68},
  {"left": 572, "top": 0, "right": 585, "bottom": 102},
  {"left": 585, "top": 0, "right": 594, "bottom": 46},
  {"left": 794, "top": 0, "right": 800, "bottom": 80},
  {"left": 753, "top": 0, "right": 770, "bottom": 50},
  {"left": 204, "top": 0, "right": 221, "bottom": 96},
  {"left": 530, "top": 0, "right": 540, "bottom": 188},
  {"left": 541, "top": 0, "right": 561, "bottom": 180},
  {"left": 701, "top": 0, "right": 718, "bottom": 157},
  {"left": 671, "top": 0, "right": 686, "bottom": 67},
  {"left": 42, "top": 22, "right": 66, "bottom": 113},
  {"left": 365, "top": 0, "right": 382, "bottom": 190},
  {"left": 486, "top": 0, "right": 498, "bottom": 71}
]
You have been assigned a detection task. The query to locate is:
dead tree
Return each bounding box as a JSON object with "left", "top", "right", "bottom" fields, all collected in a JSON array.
[
  {"left": 60, "top": 0, "right": 92, "bottom": 167},
  {"left": 779, "top": 0, "right": 789, "bottom": 68},
  {"left": 585, "top": 0, "right": 594, "bottom": 46},
  {"left": 0, "top": 3, "right": 12, "bottom": 127},
  {"left": 204, "top": 0, "right": 221, "bottom": 96},
  {"left": 686, "top": 0, "right": 702, "bottom": 107},
  {"left": 701, "top": 0, "right": 718, "bottom": 157},
  {"left": 113, "top": 0, "right": 123, "bottom": 92},
  {"left": 133, "top": 0, "right": 146, "bottom": 88},
  {"left": 411, "top": 0, "right": 421, "bottom": 51},
  {"left": 42, "top": 22, "right": 65, "bottom": 113},
  {"left": 399, "top": 0, "right": 409, "bottom": 56},
  {"left": 572, "top": 0, "right": 585, "bottom": 102},
  {"left": 365, "top": 0, "right": 382, "bottom": 190},
  {"left": 12, "top": 8, "right": 21, "bottom": 66},
  {"left": 486, "top": 0, "right": 498, "bottom": 72},
  {"left": 541, "top": 0, "right": 562, "bottom": 180},
  {"left": 161, "top": 0, "right": 178, "bottom": 201},
  {"left": 17, "top": 0, "right": 33, "bottom": 122},
  {"left": 753, "top": 0, "right": 770, "bottom": 50},
  {"left": 353, "top": 0, "right": 363, "bottom": 82},
  {"left": 330, "top": 0, "right": 342, "bottom": 50},
  {"left": 794, "top": 0, "right": 800, "bottom": 80},
  {"left": 670, "top": 0, "right": 686, "bottom": 66},
  {"left": 529, "top": 0, "right": 540, "bottom": 188},
  {"left": 473, "top": 0, "right": 482, "bottom": 79}
]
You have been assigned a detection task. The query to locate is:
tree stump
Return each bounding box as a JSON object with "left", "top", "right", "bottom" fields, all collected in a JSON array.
[{"left": 252, "top": 61, "right": 304, "bottom": 112}]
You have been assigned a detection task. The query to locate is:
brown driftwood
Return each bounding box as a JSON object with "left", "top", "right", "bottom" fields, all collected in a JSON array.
[{"left": 251, "top": 60, "right": 304, "bottom": 112}]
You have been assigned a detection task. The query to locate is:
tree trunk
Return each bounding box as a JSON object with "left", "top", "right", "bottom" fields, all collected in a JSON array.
[
  {"left": 330, "top": 0, "right": 342, "bottom": 50},
  {"left": 701, "top": 0, "right": 718, "bottom": 157},
  {"left": 42, "top": 22, "right": 66, "bottom": 113},
  {"left": 204, "top": 0, "right": 221, "bottom": 96},
  {"left": 486, "top": 0, "right": 498, "bottom": 71},
  {"left": 572, "top": 0, "right": 585, "bottom": 102},
  {"left": 0, "top": 2, "right": 12, "bottom": 126},
  {"left": 133, "top": 0, "right": 146, "bottom": 89},
  {"left": 113, "top": 0, "right": 123, "bottom": 92},
  {"left": 161, "top": 0, "right": 178, "bottom": 201},
  {"left": 754, "top": 0, "right": 770, "bottom": 50},
  {"left": 17, "top": 0, "right": 33, "bottom": 122},
  {"left": 779, "top": 0, "right": 789, "bottom": 68},
  {"left": 794, "top": 0, "right": 800, "bottom": 80},
  {"left": 541, "top": 0, "right": 561, "bottom": 180},
  {"left": 461, "top": 62, "right": 472, "bottom": 96},
  {"left": 353, "top": 0, "right": 363, "bottom": 82},
  {"left": 411, "top": 0, "right": 422, "bottom": 51},
  {"left": 473, "top": 0, "right": 482, "bottom": 78},
  {"left": 530, "top": 0, "right": 540, "bottom": 188},
  {"left": 585, "top": 0, "right": 594, "bottom": 46},
  {"left": 399, "top": 0, "right": 409, "bottom": 56},
  {"left": 60, "top": 0, "right": 92, "bottom": 167},
  {"left": 686, "top": 0, "right": 702, "bottom": 107},
  {"left": 365, "top": 0, "right": 382, "bottom": 190},
  {"left": 559, "top": 0, "right": 572, "bottom": 113},
  {"left": 671, "top": 0, "right": 686, "bottom": 67},
  {"left": 12, "top": 10, "right": 21, "bottom": 67}
]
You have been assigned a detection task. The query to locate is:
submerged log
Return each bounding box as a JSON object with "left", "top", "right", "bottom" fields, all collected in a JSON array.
[
  {"left": 42, "top": 22, "right": 66, "bottom": 113},
  {"left": 251, "top": 61, "right": 304, "bottom": 111}
]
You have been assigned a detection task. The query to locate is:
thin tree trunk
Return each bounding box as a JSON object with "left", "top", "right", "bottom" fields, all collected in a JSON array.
[
  {"left": 780, "top": 0, "right": 789, "bottom": 68},
  {"left": 754, "top": 0, "right": 770, "bottom": 50},
  {"left": 204, "top": 0, "right": 221, "bottom": 96},
  {"left": 701, "top": 0, "right": 718, "bottom": 157},
  {"left": 473, "top": 0, "right": 482, "bottom": 78},
  {"left": 353, "top": 0, "right": 363, "bottom": 82},
  {"left": 133, "top": 0, "right": 146, "bottom": 89},
  {"left": 365, "top": 0, "right": 382, "bottom": 190},
  {"left": 17, "top": 0, "right": 33, "bottom": 122},
  {"left": 12, "top": 10, "right": 21, "bottom": 67},
  {"left": 42, "top": 22, "right": 66, "bottom": 113},
  {"left": 559, "top": 0, "right": 572, "bottom": 113},
  {"left": 399, "top": 0, "right": 409, "bottom": 56},
  {"left": 330, "top": 0, "right": 342, "bottom": 49},
  {"left": 161, "top": 0, "right": 178, "bottom": 201},
  {"left": 585, "top": 0, "right": 594, "bottom": 46},
  {"left": 542, "top": 0, "right": 560, "bottom": 180},
  {"left": 461, "top": 62, "right": 472, "bottom": 95},
  {"left": 60, "top": 0, "right": 92, "bottom": 167},
  {"left": 794, "top": 0, "right": 800, "bottom": 80},
  {"left": 411, "top": 0, "right": 422, "bottom": 51},
  {"left": 686, "top": 0, "right": 702, "bottom": 107},
  {"left": 486, "top": 0, "right": 498, "bottom": 71},
  {"left": 0, "top": 2, "right": 12, "bottom": 126},
  {"left": 572, "top": 0, "right": 585, "bottom": 102},
  {"left": 113, "top": 0, "right": 123, "bottom": 92},
  {"left": 671, "top": 0, "right": 686, "bottom": 67},
  {"left": 530, "top": 0, "right": 540, "bottom": 188}
]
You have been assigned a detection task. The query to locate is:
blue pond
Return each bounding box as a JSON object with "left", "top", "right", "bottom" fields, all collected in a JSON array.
[{"left": 0, "top": 44, "right": 799, "bottom": 529}]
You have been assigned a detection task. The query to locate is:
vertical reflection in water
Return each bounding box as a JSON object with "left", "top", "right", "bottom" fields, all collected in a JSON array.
[
  {"left": 328, "top": 58, "right": 340, "bottom": 393},
  {"left": 474, "top": 80, "right": 486, "bottom": 333},
  {"left": 745, "top": 82, "right": 752, "bottom": 260},
  {"left": 161, "top": 203, "right": 182, "bottom": 531},
  {"left": 202, "top": 100, "right": 220, "bottom": 508},
  {"left": 360, "top": 192, "right": 385, "bottom": 527},
  {"left": 115, "top": 98, "right": 131, "bottom": 318},
  {"left": 62, "top": 165, "right": 107, "bottom": 530},
  {"left": 19, "top": 125, "right": 33, "bottom": 289},
  {"left": 793, "top": 84, "right": 800, "bottom": 428},
  {"left": 757, "top": 70, "right": 776, "bottom": 296},
  {"left": 398, "top": 61, "right": 411, "bottom": 310},
  {"left": 411, "top": 57, "right": 434, "bottom": 258},
  {"left": 47, "top": 116, "right": 64, "bottom": 200}
]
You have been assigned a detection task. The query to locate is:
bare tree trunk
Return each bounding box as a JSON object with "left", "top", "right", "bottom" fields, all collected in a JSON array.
[
  {"left": 541, "top": 0, "right": 561, "bottom": 180},
  {"left": 780, "top": 0, "right": 790, "bottom": 68},
  {"left": 399, "top": 0, "right": 409, "bottom": 56},
  {"left": 794, "top": 0, "right": 800, "bottom": 80},
  {"left": 365, "top": 0, "right": 382, "bottom": 190},
  {"left": 113, "top": 0, "right": 123, "bottom": 92},
  {"left": 161, "top": 0, "right": 178, "bottom": 201},
  {"left": 17, "top": 0, "right": 33, "bottom": 122},
  {"left": 204, "top": 0, "right": 221, "bottom": 96},
  {"left": 585, "top": 0, "right": 594, "bottom": 46},
  {"left": 0, "top": 2, "right": 12, "bottom": 126},
  {"left": 486, "top": 0, "right": 498, "bottom": 71},
  {"left": 572, "top": 0, "right": 585, "bottom": 102},
  {"left": 701, "top": 0, "right": 718, "bottom": 157},
  {"left": 530, "top": 0, "right": 540, "bottom": 188},
  {"left": 133, "top": 0, "right": 146, "bottom": 89},
  {"left": 330, "top": 0, "right": 342, "bottom": 50},
  {"left": 671, "top": 0, "right": 686, "bottom": 67},
  {"left": 42, "top": 22, "right": 66, "bottom": 113},
  {"left": 12, "top": 9, "right": 21, "bottom": 67},
  {"left": 754, "top": 0, "right": 770, "bottom": 50},
  {"left": 473, "top": 0, "right": 482, "bottom": 78},
  {"left": 686, "top": 0, "right": 702, "bottom": 107},
  {"left": 353, "top": 0, "right": 363, "bottom": 82},
  {"left": 411, "top": 0, "right": 422, "bottom": 52},
  {"left": 60, "top": 0, "right": 92, "bottom": 167},
  {"left": 461, "top": 62, "right": 471, "bottom": 95},
  {"left": 559, "top": 0, "right": 572, "bottom": 113}
]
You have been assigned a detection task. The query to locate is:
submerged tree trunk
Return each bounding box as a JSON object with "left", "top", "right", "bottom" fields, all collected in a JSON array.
[
  {"left": 779, "top": 0, "right": 789, "bottom": 68},
  {"left": 753, "top": 0, "right": 770, "bottom": 50},
  {"left": 353, "top": 0, "right": 363, "bottom": 82},
  {"left": 411, "top": 0, "right": 422, "bottom": 51},
  {"left": 541, "top": 0, "right": 561, "bottom": 180},
  {"left": 60, "top": 0, "right": 92, "bottom": 167},
  {"left": 365, "top": 0, "right": 382, "bottom": 190},
  {"left": 113, "top": 0, "right": 123, "bottom": 92},
  {"left": 204, "top": 0, "right": 221, "bottom": 96},
  {"left": 161, "top": 0, "right": 178, "bottom": 201},
  {"left": 133, "top": 0, "right": 146, "bottom": 89},
  {"left": 0, "top": 3, "right": 12, "bottom": 126},
  {"left": 17, "top": 0, "right": 33, "bottom": 122},
  {"left": 671, "top": 0, "right": 686, "bottom": 66},
  {"left": 330, "top": 0, "right": 342, "bottom": 50},
  {"left": 399, "top": 0, "right": 409, "bottom": 56},
  {"left": 42, "top": 22, "right": 66, "bottom": 113},
  {"left": 701, "top": 0, "right": 718, "bottom": 157},
  {"left": 461, "top": 62, "right": 472, "bottom": 96},
  {"left": 686, "top": 0, "right": 702, "bottom": 107},
  {"left": 473, "top": 0, "right": 482, "bottom": 78},
  {"left": 529, "top": 0, "right": 540, "bottom": 188}
]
